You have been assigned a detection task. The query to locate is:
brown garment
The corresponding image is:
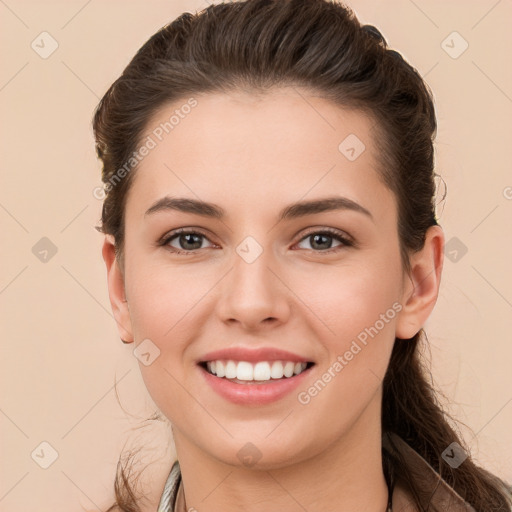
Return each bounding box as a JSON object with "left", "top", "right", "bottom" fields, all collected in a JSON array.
[
  {"left": 158, "top": 432, "right": 506, "bottom": 511},
  {"left": 382, "top": 433, "right": 475, "bottom": 511}
]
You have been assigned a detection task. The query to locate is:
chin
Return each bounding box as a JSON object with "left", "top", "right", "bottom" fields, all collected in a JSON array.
[{"left": 204, "top": 435, "right": 314, "bottom": 472}]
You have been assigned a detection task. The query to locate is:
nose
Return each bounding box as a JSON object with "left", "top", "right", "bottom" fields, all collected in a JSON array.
[{"left": 216, "top": 244, "right": 291, "bottom": 331}]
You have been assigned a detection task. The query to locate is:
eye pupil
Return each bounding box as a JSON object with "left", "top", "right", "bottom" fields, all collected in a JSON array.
[
  {"left": 311, "top": 233, "right": 332, "bottom": 250},
  {"left": 181, "top": 233, "right": 202, "bottom": 250}
]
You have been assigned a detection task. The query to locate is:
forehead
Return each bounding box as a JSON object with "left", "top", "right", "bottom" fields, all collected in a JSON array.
[{"left": 125, "top": 87, "right": 395, "bottom": 225}]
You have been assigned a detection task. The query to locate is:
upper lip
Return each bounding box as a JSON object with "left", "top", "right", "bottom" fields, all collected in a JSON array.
[{"left": 198, "top": 347, "right": 312, "bottom": 364}]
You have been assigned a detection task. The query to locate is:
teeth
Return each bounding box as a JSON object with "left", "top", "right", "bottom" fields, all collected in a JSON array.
[
  {"left": 237, "top": 361, "right": 253, "bottom": 381},
  {"left": 283, "top": 361, "right": 294, "bottom": 377},
  {"left": 270, "top": 361, "right": 284, "bottom": 379},
  {"left": 215, "top": 361, "right": 225, "bottom": 377},
  {"left": 225, "top": 360, "right": 237, "bottom": 379},
  {"left": 253, "top": 361, "right": 271, "bottom": 381},
  {"left": 205, "top": 360, "right": 308, "bottom": 381}
]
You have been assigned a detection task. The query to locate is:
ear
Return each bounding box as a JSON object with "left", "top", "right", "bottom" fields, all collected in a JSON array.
[
  {"left": 395, "top": 225, "right": 445, "bottom": 340},
  {"left": 102, "top": 234, "right": 134, "bottom": 343}
]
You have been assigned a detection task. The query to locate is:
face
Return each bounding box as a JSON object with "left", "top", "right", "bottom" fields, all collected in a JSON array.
[{"left": 106, "top": 87, "right": 425, "bottom": 470}]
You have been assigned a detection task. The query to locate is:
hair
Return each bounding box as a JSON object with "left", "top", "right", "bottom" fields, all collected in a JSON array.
[{"left": 92, "top": 1, "right": 512, "bottom": 510}]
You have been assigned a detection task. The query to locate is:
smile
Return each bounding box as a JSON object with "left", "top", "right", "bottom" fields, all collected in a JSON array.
[
  {"left": 202, "top": 359, "right": 313, "bottom": 382},
  {"left": 198, "top": 359, "right": 315, "bottom": 405}
]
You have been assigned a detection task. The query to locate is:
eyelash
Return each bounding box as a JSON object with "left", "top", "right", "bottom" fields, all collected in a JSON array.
[{"left": 158, "top": 227, "right": 354, "bottom": 256}]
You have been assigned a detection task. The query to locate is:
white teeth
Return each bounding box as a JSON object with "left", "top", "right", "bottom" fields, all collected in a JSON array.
[
  {"left": 236, "top": 361, "right": 253, "bottom": 381},
  {"left": 225, "top": 360, "right": 237, "bottom": 379},
  {"left": 270, "top": 361, "right": 284, "bottom": 379},
  {"left": 216, "top": 360, "right": 225, "bottom": 378},
  {"left": 253, "top": 362, "right": 271, "bottom": 381},
  {"left": 283, "top": 361, "right": 294, "bottom": 377},
  {"left": 204, "top": 360, "right": 308, "bottom": 381}
]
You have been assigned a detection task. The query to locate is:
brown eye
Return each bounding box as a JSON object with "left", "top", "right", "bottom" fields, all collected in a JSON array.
[
  {"left": 160, "top": 229, "right": 214, "bottom": 254},
  {"left": 295, "top": 229, "right": 353, "bottom": 253}
]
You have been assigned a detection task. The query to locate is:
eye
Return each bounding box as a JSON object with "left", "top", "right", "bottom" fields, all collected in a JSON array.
[
  {"left": 159, "top": 229, "right": 215, "bottom": 255},
  {"left": 294, "top": 228, "right": 353, "bottom": 253},
  {"left": 158, "top": 227, "right": 353, "bottom": 255}
]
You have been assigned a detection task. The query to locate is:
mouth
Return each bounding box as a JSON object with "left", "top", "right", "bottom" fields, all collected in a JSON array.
[
  {"left": 198, "top": 360, "right": 316, "bottom": 384},
  {"left": 196, "top": 347, "right": 316, "bottom": 404}
]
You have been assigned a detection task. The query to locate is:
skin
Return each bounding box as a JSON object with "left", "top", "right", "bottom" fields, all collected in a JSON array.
[{"left": 102, "top": 87, "right": 444, "bottom": 512}]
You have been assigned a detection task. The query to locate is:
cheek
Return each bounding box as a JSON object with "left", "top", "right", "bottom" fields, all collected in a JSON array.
[
  {"left": 304, "top": 258, "right": 402, "bottom": 344},
  {"left": 123, "top": 262, "right": 203, "bottom": 407},
  {"left": 291, "top": 278, "right": 399, "bottom": 459},
  {"left": 125, "top": 257, "right": 206, "bottom": 341},
  {"left": 333, "top": 279, "right": 399, "bottom": 345},
  {"left": 299, "top": 258, "right": 401, "bottom": 403}
]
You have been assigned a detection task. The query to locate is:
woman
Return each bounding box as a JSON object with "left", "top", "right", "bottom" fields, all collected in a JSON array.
[{"left": 93, "top": 0, "right": 512, "bottom": 510}]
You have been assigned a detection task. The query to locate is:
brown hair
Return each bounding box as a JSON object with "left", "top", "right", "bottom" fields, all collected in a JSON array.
[{"left": 92, "top": 0, "right": 512, "bottom": 510}]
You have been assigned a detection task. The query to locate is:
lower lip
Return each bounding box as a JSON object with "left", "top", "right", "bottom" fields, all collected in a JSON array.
[{"left": 199, "top": 364, "right": 313, "bottom": 405}]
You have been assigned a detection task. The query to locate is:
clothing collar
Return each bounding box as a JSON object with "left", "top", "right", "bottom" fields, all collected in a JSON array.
[
  {"left": 158, "top": 432, "right": 476, "bottom": 512},
  {"left": 382, "top": 432, "right": 475, "bottom": 511},
  {"left": 158, "top": 459, "right": 181, "bottom": 512}
]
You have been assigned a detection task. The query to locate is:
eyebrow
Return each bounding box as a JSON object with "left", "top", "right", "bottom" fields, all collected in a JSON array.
[{"left": 144, "top": 195, "right": 374, "bottom": 223}]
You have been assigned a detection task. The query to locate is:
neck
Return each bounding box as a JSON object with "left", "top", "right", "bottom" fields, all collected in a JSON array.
[{"left": 172, "top": 394, "right": 389, "bottom": 512}]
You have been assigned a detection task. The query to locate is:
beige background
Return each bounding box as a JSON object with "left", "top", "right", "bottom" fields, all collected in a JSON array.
[{"left": 1, "top": 0, "right": 511, "bottom": 510}]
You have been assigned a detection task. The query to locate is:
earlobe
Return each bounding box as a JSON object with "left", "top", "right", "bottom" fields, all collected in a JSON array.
[
  {"left": 395, "top": 225, "right": 445, "bottom": 340},
  {"left": 102, "top": 234, "right": 134, "bottom": 343}
]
